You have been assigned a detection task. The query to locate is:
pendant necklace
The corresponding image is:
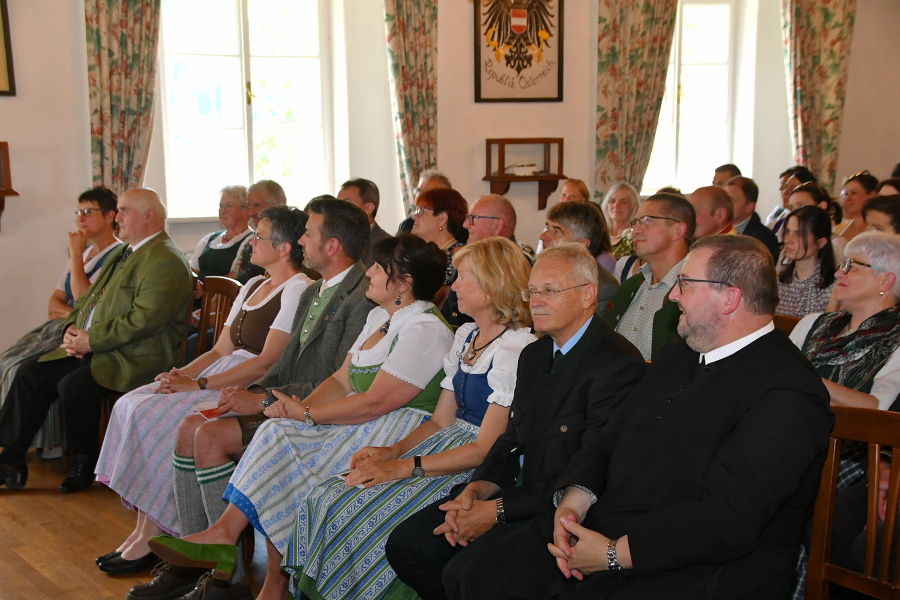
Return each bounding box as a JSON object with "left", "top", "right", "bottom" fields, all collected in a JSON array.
[{"left": 466, "top": 327, "right": 508, "bottom": 361}]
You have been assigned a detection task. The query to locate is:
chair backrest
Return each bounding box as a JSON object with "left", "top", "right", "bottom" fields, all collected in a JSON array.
[
  {"left": 806, "top": 406, "right": 900, "bottom": 599},
  {"left": 196, "top": 276, "right": 242, "bottom": 353},
  {"left": 773, "top": 313, "right": 802, "bottom": 335}
]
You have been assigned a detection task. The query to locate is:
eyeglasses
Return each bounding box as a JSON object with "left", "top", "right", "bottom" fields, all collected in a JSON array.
[
  {"left": 74, "top": 208, "right": 102, "bottom": 217},
  {"left": 252, "top": 232, "right": 274, "bottom": 242},
  {"left": 837, "top": 257, "right": 883, "bottom": 274},
  {"left": 630, "top": 215, "right": 680, "bottom": 228},
  {"left": 466, "top": 214, "right": 500, "bottom": 225},
  {"left": 412, "top": 206, "right": 434, "bottom": 217},
  {"left": 219, "top": 204, "right": 244, "bottom": 211},
  {"left": 520, "top": 283, "right": 590, "bottom": 301},
  {"left": 676, "top": 275, "right": 734, "bottom": 294}
]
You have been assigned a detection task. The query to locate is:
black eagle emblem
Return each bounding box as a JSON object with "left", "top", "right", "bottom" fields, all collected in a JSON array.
[{"left": 482, "top": 0, "right": 555, "bottom": 75}]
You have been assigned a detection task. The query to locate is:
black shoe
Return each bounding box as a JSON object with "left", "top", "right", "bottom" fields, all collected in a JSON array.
[
  {"left": 126, "top": 563, "right": 206, "bottom": 600},
  {"left": 99, "top": 552, "right": 161, "bottom": 575},
  {"left": 96, "top": 550, "right": 121, "bottom": 565},
  {"left": 178, "top": 572, "right": 253, "bottom": 600},
  {"left": 59, "top": 454, "right": 96, "bottom": 493},
  {"left": 0, "top": 460, "right": 28, "bottom": 490}
]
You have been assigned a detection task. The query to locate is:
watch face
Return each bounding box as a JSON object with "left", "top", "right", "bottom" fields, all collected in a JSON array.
[{"left": 412, "top": 467, "right": 425, "bottom": 477}]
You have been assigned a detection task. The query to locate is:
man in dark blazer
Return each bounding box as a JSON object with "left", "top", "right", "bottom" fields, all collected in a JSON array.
[
  {"left": 0, "top": 188, "right": 193, "bottom": 492},
  {"left": 448, "top": 236, "right": 832, "bottom": 600},
  {"left": 338, "top": 177, "right": 389, "bottom": 266},
  {"left": 725, "top": 176, "right": 781, "bottom": 259},
  {"left": 386, "top": 243, "right": 646, "bottom": 600}
]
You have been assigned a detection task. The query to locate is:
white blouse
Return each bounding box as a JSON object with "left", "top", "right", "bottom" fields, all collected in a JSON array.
[
  {"left": 54, "top": 242, "right": 124, "bottom": 292},
  {"left": 440, "top": 322, "right": 537, "bottom": 408},
  {"left": 349, "top": 300, "right": 454, "bottom": 390},
  {"left": 224, "top": 273, "right": 312, "bottom": 333}
]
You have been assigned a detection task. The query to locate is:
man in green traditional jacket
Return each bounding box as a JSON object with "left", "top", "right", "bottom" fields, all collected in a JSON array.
[{"left": 0, "top": 188, "right": 193, "bottom": 492}]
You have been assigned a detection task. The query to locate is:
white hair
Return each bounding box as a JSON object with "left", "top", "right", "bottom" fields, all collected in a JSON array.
[{"left": 845, "top": 231, "right": 900, "bottom": 299}]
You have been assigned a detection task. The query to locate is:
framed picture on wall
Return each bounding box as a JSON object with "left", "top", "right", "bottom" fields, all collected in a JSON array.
[
  {"left": 0, "top": 0, "right": 14, "bottom": 96},
  {"left": 474, "top": 0, "right": 563, "bottom": 102}
]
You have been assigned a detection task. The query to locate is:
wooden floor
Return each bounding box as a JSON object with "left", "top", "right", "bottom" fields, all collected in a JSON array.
[{"left": 0, "top": 452, "right": 148, "bottom": 599}]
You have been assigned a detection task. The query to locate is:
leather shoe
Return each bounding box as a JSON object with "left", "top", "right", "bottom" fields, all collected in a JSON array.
[
  {"left": 0, "top": 460, "right": 28, "bottom": 490},
  {"left": 178, "top": 572, "right": 252, "bottom": 599},
  {"left": 59, "top": 454, "right": 96, "bottom": 493},
  {"left": 149, "top": 535, "right": 237, "bottom": 581},
  {"left": 126, "top": 563, "right": 206, "bottom": 600},
  {"left": 99, "top": 552, "right": 161, "bottom": 575},
  {"left": 96, "top": 550, "right": 121, "bottom": 565}
]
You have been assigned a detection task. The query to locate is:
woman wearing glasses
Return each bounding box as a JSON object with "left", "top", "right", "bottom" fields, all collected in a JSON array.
[
  {"left": 93, "top": 206, "right": 312, "bottom": 574},
  {"left": 411, "top": 188, "right": 468, "bottom": 286},
  {"left": 284, "top": 237, "right": 535, "bottom": 600},
  {"left": 775, "top": 206, "right": 836, "bottom": 317},
  {"left": 189, "top": 186, "right": 253, "bottom": 281},
  {"left": 0, "top": 187, "right": 121, "bottom": 449}
]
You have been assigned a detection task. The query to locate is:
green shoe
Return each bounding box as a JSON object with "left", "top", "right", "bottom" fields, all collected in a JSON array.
[{"left": 148, "top": 535, "right": 237, "bottom": 581}]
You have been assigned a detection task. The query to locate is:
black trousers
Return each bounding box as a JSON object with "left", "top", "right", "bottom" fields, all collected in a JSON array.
[{"left": 0, "top": 354, "right": 113, "bottom": 457}]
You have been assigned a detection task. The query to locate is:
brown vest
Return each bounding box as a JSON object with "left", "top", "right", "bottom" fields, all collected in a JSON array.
[{"left": 229, "top": 278, "right": 284, "bottom": 354}]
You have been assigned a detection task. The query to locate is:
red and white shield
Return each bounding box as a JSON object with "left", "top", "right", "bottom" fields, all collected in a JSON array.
[{"left": 511, "top": 8, "right": 527, "bottom": 35}]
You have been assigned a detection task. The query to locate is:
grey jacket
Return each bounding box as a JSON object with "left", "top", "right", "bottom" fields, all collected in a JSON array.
[{"left": 251, "top": 261, "right": 374, "bottom": 402}]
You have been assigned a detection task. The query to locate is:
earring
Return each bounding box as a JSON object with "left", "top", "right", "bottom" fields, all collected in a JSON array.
[
  {"left": 395, "top": 296, "right": 402, "bottom": 306},
  {"left": 880, "top": 290, "right": 885, "bottom": 296},
  {"left": 438, "top": 226, "right": 443, "bottom": 231}
]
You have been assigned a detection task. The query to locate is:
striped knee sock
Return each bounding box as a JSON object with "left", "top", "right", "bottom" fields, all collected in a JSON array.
[{"left": 172, "top": 453, "right": 208, "bottom": 535}]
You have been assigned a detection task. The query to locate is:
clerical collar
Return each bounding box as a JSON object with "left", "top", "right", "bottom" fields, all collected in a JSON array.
[{"left": 699, "top": 321, "right": 774, "bottom": 365}]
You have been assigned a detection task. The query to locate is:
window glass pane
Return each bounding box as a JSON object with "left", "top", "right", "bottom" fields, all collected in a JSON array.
[
  {"left": 679, "top": 64, "right": 729, "bottom": 123},
  {"left": 247, "top": 0, "right": 319, "bottom": 57},
  {"left": 250, "top": 58, "right": 322, "bottom": 128},
  {"left": 681, "top": 4, "right": 730, "bottom": 64},
  {"left": 641, "top": 122, "right": 676, "bottom": 195},
  {"left": 162, "top": 0, "right": 240, "bottom": 55},
  {"left": 165, "top": 56, "right": 245, "bottom": 131},
  {"left": 677, "top": 122, "right": 728, "bottom": 190},
  {"left": 253, "top": 128, "right": 325, "bottom": 206}
]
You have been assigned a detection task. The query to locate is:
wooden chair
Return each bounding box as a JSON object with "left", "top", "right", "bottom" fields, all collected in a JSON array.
[
  {"left": 194, "top": 275, "right": 243, "bottom": 353},
  {"left": 774, "top": 313, "right": 802, "bottom": 336},
  {"left": 806, "top": 406, "right": 900, "bottom": 599}
]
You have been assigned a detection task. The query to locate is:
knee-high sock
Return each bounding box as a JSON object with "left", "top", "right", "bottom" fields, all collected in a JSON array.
[
  {"left": 173, "top": 454, "right": 207, "bottom": 535},
  {"left": 197, "top": 462, "right": 247, "bottom": 583}
]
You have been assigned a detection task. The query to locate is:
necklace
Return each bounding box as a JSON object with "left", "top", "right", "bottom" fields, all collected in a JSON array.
[
  {"left": 379, "top": 319, "right": 391, "bottom": 335},
  {"left": 466, "top": 327, "right": 508, "bottom": 361}
]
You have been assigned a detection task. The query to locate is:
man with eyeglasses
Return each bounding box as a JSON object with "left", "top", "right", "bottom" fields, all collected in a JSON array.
[
  {"left": 601, "top": 193, "right": 694, "bottom": 360},
  {"left": 445, "top": 235, "right": 831, "bottom": 600},
  {"left": 387, "top": 244, "right": 646, "bottom": 600}
]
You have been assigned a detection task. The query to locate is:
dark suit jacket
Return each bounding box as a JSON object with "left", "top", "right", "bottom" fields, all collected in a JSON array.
[
  {"left": 741, "top": 211, "right": 781, "bottom": 260},
  {"left": 252, "top": 261, "right": 374, "bottom": 401},
  {"left": 361, "top": 222, "right": 390, "bottom": 267},
  {"left": 471, "top": 317, "right": 646, "bottom": 522},
  {"left": 559, "top": 330, "right": 832, "bottom": 599},
  {"left": 600, "top": 271, "right": 681, "bottom": 360},
  {"left": 40, "top": 232, "right": 193, "bottom": 392}
]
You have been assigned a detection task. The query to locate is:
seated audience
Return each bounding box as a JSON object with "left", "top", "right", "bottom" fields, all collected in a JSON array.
[
  {"left": 724, "top": 176, "right": 780, "bottom": 259},
  {"left": 712, "top": 162, "right": 741, "bottom": 186},
  {"left": 337, "top": 178, "right": 389, "bottom": 266},
  {"left": 148, "top": 234, "right": 454, "bottom": 600},
  {"left": 92, "top": 206, "right": 312, "bottom": 575},
  {"left": 123, "top": 196, "right": 373, "bottom": 600},
  {"left": 835, "top": 170, "right": 879, "bottom": 244},
  {"left": 688, "top": 185, "right": 734, "bottom": 237},
  {"left": 442, "top": 236, "right": 831, "bottom": 600},
  {"left": 189, "top": 186, "right": 252, "bottom": 281},
  {"left": 231, "top": 180, "right": 288, "bottom": 283},
  {"left": 775, "top": 206, "right": 836, "bottom": 317},
  {"left": 412, "top": 188, "right": 468, "bottom": 286},
  {"left": 558, "top": 178, "right": 591, "bottom": 203},
  {"left": 0, "top": 187, "right": 121, "bottom": 449},
  {"left": 539, "top": 201, "right": 619, "bottom": 302},
  {"left": 286, "top": 237, "right": 535, "bottom": 600},
  {"left": 767, "top": 165, "right": 817, "bottom": 233},
  {"left": 863, "top": 194, "right": 900, "bottom": 233},
  {"left": 602, "top": 192, "right": 694, "bottom": 360},
  {"left": 787, "top": 180, "right": 841, "bottom": 222},
  {"left": 601, "top": 183, "right": 640, "bottom": 258},
  {"left": 0, "top": 189, "right": 193, "bottom": 492},
  {"left": 398, "top": 170, "right": 453, "bottom": 234},
  {"left": 387, "top": 244, "right": 646, "bottom": 600}
]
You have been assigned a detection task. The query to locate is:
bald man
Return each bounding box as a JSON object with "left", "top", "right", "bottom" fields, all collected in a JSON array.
[
  {"left": 688, "top": 186, "right": 735, "bottom": 238},
  {"left": 463, "top": 194, "right": 517, "bottom": 242},
  {"left": 0, "top": 188, "right": 193, "bottom": 493}
]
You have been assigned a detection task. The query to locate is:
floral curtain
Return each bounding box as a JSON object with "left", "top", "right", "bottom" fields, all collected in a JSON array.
[
  {"left": 84, "top": 0, "right": 161, "bottom": 193},
  {"left": 781, "top": 0, "right": 856, "bottom": 192},
  {"left": 384, "top": 0, "right": 438, "bottom": 210},
  {"left": 594, "top": 0, "right": 677, "bottom": 196}
]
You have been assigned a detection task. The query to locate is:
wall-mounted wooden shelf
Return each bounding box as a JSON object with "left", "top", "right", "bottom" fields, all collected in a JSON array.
[
  {"left": 0, "top": 142, "right": 19, "bottom": 233},
  {"left": 483, "top": 137, "right": 565, "bottom": 210}
]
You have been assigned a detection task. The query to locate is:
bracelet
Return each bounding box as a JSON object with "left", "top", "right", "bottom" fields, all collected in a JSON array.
[
  {"left": 495, "top": 497, "right": 506, "bottom": 524},
  {"left": 607, "top": 537, "right": 623, "bottom": 571}
]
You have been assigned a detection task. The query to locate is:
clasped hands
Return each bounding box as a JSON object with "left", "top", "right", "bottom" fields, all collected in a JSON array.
[
  {"left": 154, "top": 367, "right": 197, "bottom": 393},
  {"left": 61, "top": 325, "right": 91, "bottom": 358},
  {"left": 432, "top": 480, "right": 500, "bottom": 548},
  {"left": 547, "top": 488, "right": 626, "bottom": 580},
  {"left": 339, "top": 446, "right": 406, "bottom": 488}
]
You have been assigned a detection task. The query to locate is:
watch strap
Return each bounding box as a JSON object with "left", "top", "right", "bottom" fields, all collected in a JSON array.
[{"left": 607, "top": 537, "right": 623, "bottom": 571}]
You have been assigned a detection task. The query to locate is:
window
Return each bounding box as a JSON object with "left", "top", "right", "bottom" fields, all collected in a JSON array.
[
  {"left": 159, "top": 0, "right": 330, "bottom": 218},
  {"left": 641, "top": 1, "right": 734, "bottom": 195}
]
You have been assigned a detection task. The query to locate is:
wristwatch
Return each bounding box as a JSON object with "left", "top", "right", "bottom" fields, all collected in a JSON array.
[
  {"left": 495, "top": 497, "right": 506, "bottom": 524},
  {"left": 303, "top": 406, "right": 316, "bottom": 427},
  {"left": 411, "top": 456, "right": 425, "bottom": 477},
  {"left": 607, "top": 537, "right": 623, "bottom": 571},
  {"left": 196, "top": 377, "right": 208, "bottom": 390}
]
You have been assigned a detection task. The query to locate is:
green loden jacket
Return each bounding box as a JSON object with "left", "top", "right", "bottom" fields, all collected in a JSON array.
[{"left": 40, "top": 232, "right": 193, "bottom": 392}]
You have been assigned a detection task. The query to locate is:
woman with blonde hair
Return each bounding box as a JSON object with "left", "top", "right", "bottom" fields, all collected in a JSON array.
[
  {"left": 284, "top": 236, "right": 536, "bottom": 600},
  {"left": 558, "top": 178, "right": 591, "bottom": 203},
  {"left": 601, "top": 183, "right": 640, "bottom": 258}
]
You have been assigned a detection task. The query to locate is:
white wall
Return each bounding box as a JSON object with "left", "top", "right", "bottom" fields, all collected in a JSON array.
[{"left": 0, "top": 0, "right": 91, "bottom": 349}]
